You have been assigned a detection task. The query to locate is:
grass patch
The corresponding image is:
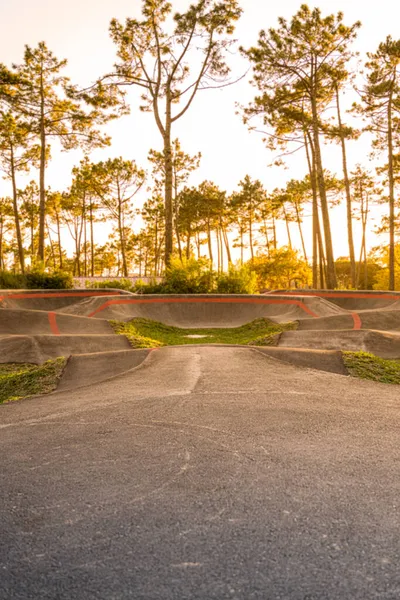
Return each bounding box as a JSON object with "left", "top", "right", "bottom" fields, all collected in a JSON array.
[
  {"left": 110, "top": 318, "right": 297, "bottom": 348},
  {"left": 343, "top": 351, "right": 400, "bottom": 385},
  {"left": 0, "top": 358, "right": 67, "bottom": 404}
]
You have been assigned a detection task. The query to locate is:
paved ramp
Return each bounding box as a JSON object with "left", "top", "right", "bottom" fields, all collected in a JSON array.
[
  {"left": 1, "top": 346, "right": 399, "bottom": 600},
  {"left": 1, "top": 289, "right": 400, "bottom": 392}
]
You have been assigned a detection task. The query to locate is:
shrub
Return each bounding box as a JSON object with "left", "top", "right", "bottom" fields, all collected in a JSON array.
[
  {"left": 162, "top": 256, "right": 215, "bottom": 294},
  {"left": 0, "top": 271, "right": 26, "bottom": 289},
  {"left": 216, "top": 263, "right": 258, "bottom": 294},
  {"left": 251, "top": 247, "right": 311, "bottom": 290},
  {"left": 87, "top": 278, "right": 134, "bottom": 291},
  {"left": 133, "top": 279, "right": 165, "bottom": 294},
  {"left": 26, "top": 270, "right": 73, "bottom": 289}
]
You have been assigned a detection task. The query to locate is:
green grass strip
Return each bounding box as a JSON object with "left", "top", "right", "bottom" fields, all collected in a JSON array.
[
  {"left": 110, "top": 317, "right": 297, "bottom": 348},
  {"left": 343, "top": 351, "right": 400, "bottom": 385},
  {"left": 0, "top": 357, "right": 67, "bottom": 404}
]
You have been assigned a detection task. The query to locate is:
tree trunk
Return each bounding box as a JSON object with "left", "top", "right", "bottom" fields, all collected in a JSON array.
[
  {"left": 174, "top": 183, "right": 183, "bottom": 261},
  {"left": 387, "top": 88, "right": 395, "bottom": 290},
  {"left": 186, "top": 224, "right": 191, "bottom": 260},
  {"left": 336, "top": 85, "right": 356, "bottom": 287},
  {"left": 304, "top": 131, "right": 318, "bottom": 287},
  {"left": 30, "top": 221, "right": 34, "bottom": 260},
  {"left": 249, "top": 203, "right": 254, "bottom": 261},
  {"left": 10, "top": 143, "right": 25, "bottom": 273},
  {"left": 262, "top": 215, "right": 270, "bottom": 257},
  {"left": 38, "top": 68, "right": 46, "bottom": 263},
  {"left": 163, "top": 94, "right": 174, "bottom": 266},
  {"left": 196, "top": 233, "right": 201, "bottom": 259},
  {"left": 83, "top": 197, "right": 87, "bottom": 278},
  {"left": 317, "top": 220, "right": 326, "bottom": 289},
  {"left": 295, "top": 202, "right": 307, "bottom": 261},
  {"left": 282, "top": 204, "right": 292, "bottom": 249},
  {"left": 207, "top": 218, "right": 213, "bottom": 264},
  {"left": 216, "top": 228, "right": 221, "bottom": 273},
  {"left": 0, "top": 217, "right": 4, "bottom": 269},
  {"left": 89, "top": 201, "right": 94, "bottom": 277},
  {"left": 310, "top": 95, "right": 337, "bottom": 289},
  {"left": 118, "top": 212, "right": 128, "bottom": 277},
  {"left": 222, "top": 226, "right": 232, "bottom": 263},
  {"left": 46, "top": 221, "right": 56, "bottom": 269},
  {"left": 272, "top": 216, "right": 277, "bottom": 250},
  {"left": 56, "top": 212, "right": 63, "bottom": 269}
]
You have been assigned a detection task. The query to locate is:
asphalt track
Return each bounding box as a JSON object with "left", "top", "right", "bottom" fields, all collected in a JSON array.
[
  {"left": 1, "top": 289, "right": 400, "bottom": 370},
  {"left": 1, "top": 290, "right": 400, "bottom": 599}
]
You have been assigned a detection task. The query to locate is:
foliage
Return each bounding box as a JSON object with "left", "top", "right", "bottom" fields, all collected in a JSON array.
[
  {"left": 0, "top": 270, "right": 26, "bottom": 289},
  {"left": 335, "top": 258, "right": 382, "bottom": 290},
  {"left": 251, "top": 248, "right": 311, "bottom": 290},
  {"left": 133, "top": 280, "right": 165, "bottom": 294},
  {"left": 372, "top": 245, "right": 400, "bottom": 290},
  {"left": 163, "top": 256, "right": 215, "bottom": 294},
  {"left": 110, "top": 320, "right": 164, "bottom": 349},
  {"left": 109, "top": 0, "right": 242, "bottom": 264},
  {"left": 26, "top": 269, "right": 73, "bottom": 289},
  {"left": 343, "top": 351, "right": 400, "bottom": 385},
  {"left": 216, "top": 263, "right": 258, "bottom": 294},
  {"left": 0, "top": 357, "right": 67, "bottom": 403},
  {"left": 111, "top": 317, "right": 296, "bottom": 348},
  {"left": 87, "top": 278, "right": 134, "bottom": 291},
  {"left": 0, "top": 269, "right": 73, "bottom": 289}
]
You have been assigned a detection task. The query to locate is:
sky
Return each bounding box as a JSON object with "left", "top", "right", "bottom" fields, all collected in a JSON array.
[{"left": 0, "top": 0, "right": 399, "bottom": 261}]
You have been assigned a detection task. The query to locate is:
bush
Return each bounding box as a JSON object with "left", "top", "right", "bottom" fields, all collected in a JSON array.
[
  {"left": 0, "top": 269, "right": 73, "bottom": 290},
  {"left": 0, "top": 271, "right": 26, "bottom": 289},
  {"left": 162, "top": 256, "right": 215, "bottom": 294},
  {"left": 26, "top": 270, "right": 73, "bottom": 289},
  {"left": 87, "top": 278, "right": 134, "bottom": 291},
  {"left": 251, "top": 248, "right": 311, "bottom": 290},
  {"left": 133, "top": 279, "right": 165, "bottom": 294},
  {"left": 216, "top": 263, "right": 258, "bottom": 294}
]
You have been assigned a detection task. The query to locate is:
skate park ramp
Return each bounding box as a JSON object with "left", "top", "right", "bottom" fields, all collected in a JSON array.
[
  {"left": 268, "top": 289, "right": 400, "bottom": 311},
  {"left": 56, "top": 293, "right": 347, "bottom": 325},
  {"left": 0, "top": 289, "right": 130, "bottom": 311},
  {"left": 1, "top": 288, "right": 400, "bottom": 394}
]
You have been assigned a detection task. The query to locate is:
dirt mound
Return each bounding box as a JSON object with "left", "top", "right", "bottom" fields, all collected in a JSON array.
[
  {"left": 0, "top": 308, "right": 113, "bottom": 335},
  {"left": 0, "top": 334, "right": 131, "bottom": 364},
  {"left": 58, "top": 349, "right": 150, "bottom": 392},
  {"left": 298, "top": 313, "right": 356, "bottom": 331},
  {"left": 279, "top": 329, "right": 400, "bottom": 359},
  {"left": 254, "top": 347, "right": 348, "bottom": 375},
  {"left": 0, "top": 290, "right": 129, "bottom": 312},
  {"left": 268, "top": 289, "right": 400, "bottom": 311}
]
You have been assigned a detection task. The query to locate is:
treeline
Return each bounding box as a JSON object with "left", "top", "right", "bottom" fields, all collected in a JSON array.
[{"left": 0, "top": 2, "right": 399, "bottom": 290}]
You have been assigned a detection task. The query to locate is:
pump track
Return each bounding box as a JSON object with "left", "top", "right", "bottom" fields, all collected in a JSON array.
[{"left": 1, "top": 289, "right": 399, "bottom": 600}]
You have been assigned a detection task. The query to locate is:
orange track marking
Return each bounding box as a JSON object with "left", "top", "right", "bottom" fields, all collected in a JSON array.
[
  {"left": 87, "top": 297, "right": 319, "bottom": 319},
  {"left": 48, "top": 312, "right": 60, "bottom": 335},
  {"left": 351, "top": 313, "right": 362, "bottom": 330}
]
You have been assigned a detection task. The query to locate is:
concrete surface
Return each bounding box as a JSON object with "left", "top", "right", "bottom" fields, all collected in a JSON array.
[{"left": 1, "top": 346, "right": 399, "bottom": 600}]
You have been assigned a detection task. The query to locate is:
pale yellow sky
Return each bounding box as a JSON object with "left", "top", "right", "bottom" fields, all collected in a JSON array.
[{"left": 0, "top": 0, "right": 398, "bottom": 260}]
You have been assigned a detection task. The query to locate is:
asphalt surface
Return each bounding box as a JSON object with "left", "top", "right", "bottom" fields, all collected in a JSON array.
[{"left": 1, "top": 346, "right": 400, "bottom": 600}]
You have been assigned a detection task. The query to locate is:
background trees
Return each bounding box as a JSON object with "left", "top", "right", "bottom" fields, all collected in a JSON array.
[
  {"left": 0, "top": 2, "right": 399, "bottom": 293},
  {"left": 108, "top": 0, "right": 242, "bottom": 265},
  {"left": 357, "top": 37, "right": 400, "bottom": 290},
  {"left": 241, "top": 5, "right": 361, "bottom": 288}
]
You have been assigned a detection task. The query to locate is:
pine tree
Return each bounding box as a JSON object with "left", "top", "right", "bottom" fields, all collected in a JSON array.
[{"left": 108, "top": 0, "right": 242, "bottom": 266}]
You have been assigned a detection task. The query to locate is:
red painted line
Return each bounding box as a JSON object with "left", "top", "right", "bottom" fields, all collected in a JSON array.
[
  {"left": 88, "top": 297, "right": 318, "bottom": 319},
  {"left": 48, "top": 312, "right": 60, "bottom": 335},
  {"left": 351, "top": 313, "right": 362, "bottom": 330}
]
